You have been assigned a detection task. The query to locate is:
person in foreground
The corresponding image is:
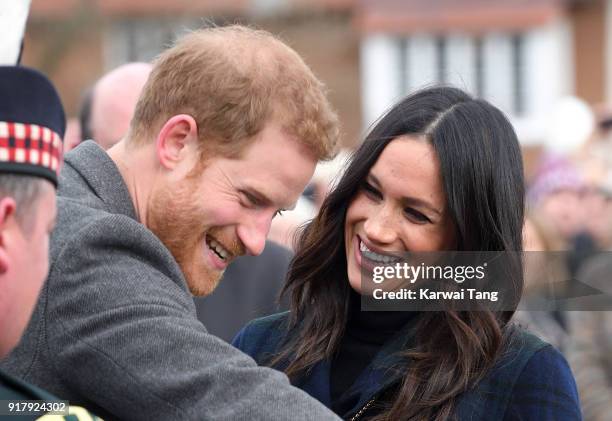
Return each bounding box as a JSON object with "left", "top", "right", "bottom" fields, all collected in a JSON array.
[
  {"left": 233, "top": 87, "right": 582, "bottom": 420},
  {"left": 2, "top": 26, "right": 341, "bottom": 420},
  {"left": 0, "top": 66, "right": 100, "bottom": 420}
]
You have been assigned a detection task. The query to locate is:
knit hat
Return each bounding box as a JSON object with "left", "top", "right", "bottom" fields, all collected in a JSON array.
[{"left": 527, "top": 154, "right": 585, "bottom": 207}]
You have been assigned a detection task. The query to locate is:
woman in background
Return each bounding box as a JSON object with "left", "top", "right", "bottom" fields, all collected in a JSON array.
[
  {"left": 516, "top": 211, "right": 570, "bottom": 350},
  {"left": 233, "top": 87, "right": 581, "bottom": 420}
]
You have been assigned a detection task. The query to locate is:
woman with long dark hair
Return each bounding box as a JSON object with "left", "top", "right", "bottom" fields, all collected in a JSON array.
[{"left": 233, "top": 87, "right": 581, "bottom": 420}]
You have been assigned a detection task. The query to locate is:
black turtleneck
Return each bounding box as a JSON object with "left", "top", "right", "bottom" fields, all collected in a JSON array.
[{"left": 330, "top": 289, "right": 417, "bottom": 415}]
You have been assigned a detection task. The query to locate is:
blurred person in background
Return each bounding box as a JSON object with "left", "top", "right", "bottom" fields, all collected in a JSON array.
[
  {"left": 306, "top": 149, "right": 351, "bottom": 210},
  {"left": 577, "top": 106, "right": 612, "bottom": 250},
  {"left": 564, "top": 106, "right": 612, "bottom": 421},
  {"left": 565, "top": 253, "right": 612, "bottom": 421},
  {"left": 527, "top": 155, "right": 600, "bottom": 278},
  {"left": 516, "top": 212, "right": 570, "bottom": 350},
  {"left": 62, "top": 118, "right": 81, "bottom": 153},
  {"left": 578, "top": 103, "right": 612, "bottom": 188},
  {"left": 579, "top": 185, "right": 612, "bottom": 250},
  {"left": 79, "top": 62, "right": 152, "bottom": 150},
  {"left": 527, "top": 155, "right": 587, "bottom": 246},
  {"left": 1, "top": 25, "right": 341, "bottom": 421},
  {"left": 268, "top": 149, "right": 351, "bottom": 249},
  {"left": 234, "top": 87, "right": 581, "bottom": 420},
  {"left": 267, "top": 192, "right": 318, "bottom": 248}
]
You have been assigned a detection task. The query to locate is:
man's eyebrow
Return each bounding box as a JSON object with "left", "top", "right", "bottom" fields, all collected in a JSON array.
[
  {"left": 243, "top": 187, "right": 278, "bottom": 208},
  {"left": 243, "top": 186, "right": 297, "bottom": 210}
]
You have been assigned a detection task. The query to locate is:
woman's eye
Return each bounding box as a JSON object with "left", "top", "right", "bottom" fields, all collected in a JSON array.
[
  {"left": 274, "top": 209, "right": 285, "bottom": 218},
  {"left": 404, "top": 207, "right": 431, "bottom": 223},
  {"left": 362, "top": 181, "right": 382, "bottom": 200}
]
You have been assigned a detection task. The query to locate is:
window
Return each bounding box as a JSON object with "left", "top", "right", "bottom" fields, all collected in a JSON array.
[
  {"left": 436, "top": 36, "right": 447, "bottom": 83},
  {"left": 104, "top": 18, "right": 206, "bottom": 70},
  {"left": 474, "top": 36, "right": 484, "bottom": 98},
  {"left": 398, "top": 32, "right": 526, "bottom": 116},
  {"left": 511, "top": 33, "right": 525, "bottom": 115}
]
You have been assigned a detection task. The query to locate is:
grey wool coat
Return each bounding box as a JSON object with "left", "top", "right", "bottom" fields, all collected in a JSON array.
[{"left": 0, "top": 141, "right": 339, "bottom": 421}]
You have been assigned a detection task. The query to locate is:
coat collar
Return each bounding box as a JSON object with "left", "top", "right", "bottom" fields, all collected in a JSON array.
[
  {"left": 62, "top": 140, "right": 137, "bottom": 220},
  {"left": 297, "top": 315, "right": 421, "bottom": 418}
]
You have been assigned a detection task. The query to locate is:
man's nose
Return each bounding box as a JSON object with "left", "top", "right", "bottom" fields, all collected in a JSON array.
[{"left": 237, "top": 212, "right": 272, "bottom": 256}]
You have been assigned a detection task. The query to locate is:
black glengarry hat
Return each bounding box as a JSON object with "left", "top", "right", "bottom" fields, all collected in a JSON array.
[{"left": 0, "top": 66, "right": 65, "bottom": 186}]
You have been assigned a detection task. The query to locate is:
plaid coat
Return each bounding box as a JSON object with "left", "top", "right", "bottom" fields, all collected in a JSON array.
[{"left": 233, "top": 312, "right": 582, "bottom": 420}]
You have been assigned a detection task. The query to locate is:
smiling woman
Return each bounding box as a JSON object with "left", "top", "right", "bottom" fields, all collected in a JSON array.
[
  {"left": 233, "top": 86, "right": 582, "bottom": 420},
  {"left": 344, "top": 136, "right": 456, "bottom": 294}
]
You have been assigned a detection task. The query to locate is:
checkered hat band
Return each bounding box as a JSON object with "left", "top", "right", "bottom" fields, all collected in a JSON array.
[{"left": 0, "top": 121, "right": 63, "bottom": 179}]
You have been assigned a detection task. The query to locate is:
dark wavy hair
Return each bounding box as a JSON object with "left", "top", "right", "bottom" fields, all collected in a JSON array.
[{"left": 272, "top": 86, "right": 525, "bottom": 420}]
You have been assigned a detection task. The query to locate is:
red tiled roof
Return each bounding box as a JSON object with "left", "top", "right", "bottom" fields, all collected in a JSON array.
[
  {"left": 29, "top": 0, "right": 80, "bottom": 19},
  {"left": 355, "top": 0, "right": 570, "bottom": 34},
  {"left": 29, "top": 0, "right": 354, "bottom": 19},
  {"left": 98, "top": 0, "right": 249, "bottom": 17},
  {"left": 291, "top": 0, "right": 355, "bottom": 10}
]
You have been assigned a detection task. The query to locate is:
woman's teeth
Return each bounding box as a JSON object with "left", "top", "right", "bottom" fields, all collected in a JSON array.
[
  {"left": 207, "top": 237, "right": 229, "bottom": 260},
  {"left": 359, "top": 239, "right": 400, "bottom": 264}
]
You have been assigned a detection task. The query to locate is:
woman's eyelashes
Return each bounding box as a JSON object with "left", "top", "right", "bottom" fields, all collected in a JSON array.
[
  {"left": 362, "top": 181, "right": 382, "bottom": 200},
  {"left": 403, "top": 207, "right": 431, "bottom": 224},
  {"left": 361, "top": 181, "right": 432, "bottom": 224}
]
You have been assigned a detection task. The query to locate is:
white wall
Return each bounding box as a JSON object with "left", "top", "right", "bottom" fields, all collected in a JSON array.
[
  {"left": 514, "top": 17, "right": 573, "bottom": 144},
  {"left": 482, "top": 33, "right": 514, "bottom": 115},
  {"left": 445, "top": 34, "right": 477, "bottom": 92},
  {"left": 360, "top": 34, "right": 403, "bottom": 129},
  {"left": 606, "top": 0, "right": 612, "bottom": 102},
  {"left": 406, "top": 34, "right": 438, "bottom": 91}
]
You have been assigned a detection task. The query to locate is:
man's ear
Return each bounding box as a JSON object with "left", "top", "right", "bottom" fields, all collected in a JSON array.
[
  {"left": 0, "top": 197, "right": 17, "bottom": 274},
  {"left": 155, "top": 114, "right": 198, "bottom": 170}
]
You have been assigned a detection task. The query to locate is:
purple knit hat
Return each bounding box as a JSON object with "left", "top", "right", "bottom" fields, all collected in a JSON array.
[{"left": 527, "top": 154, "right": 585, "bottom": 207}]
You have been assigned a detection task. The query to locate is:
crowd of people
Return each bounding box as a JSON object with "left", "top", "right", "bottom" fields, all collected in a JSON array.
[
  {"left": 520, "top": 116, "right": 612, "bottom": 420},
  {"left": 0, "top": 7, "right": 610, "bottom": 421}
]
